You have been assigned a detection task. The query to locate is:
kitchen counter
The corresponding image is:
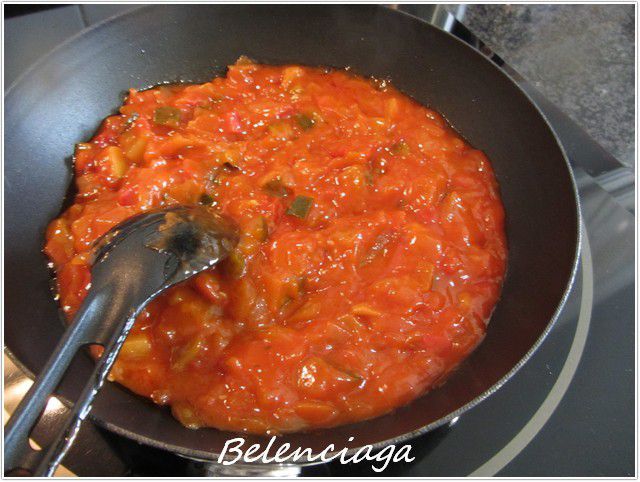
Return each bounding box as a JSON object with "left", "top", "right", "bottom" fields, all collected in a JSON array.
[
  {"left": 453, "top": 4, "right": 635, "bottom": 169},
  {"left": 397, "top": 4, "right": 634, "bottom": 169}
]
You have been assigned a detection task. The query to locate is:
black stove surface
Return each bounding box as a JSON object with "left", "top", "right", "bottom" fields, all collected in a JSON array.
[{"left": 4, "top": 5, "right": 635, "bottom": 477}]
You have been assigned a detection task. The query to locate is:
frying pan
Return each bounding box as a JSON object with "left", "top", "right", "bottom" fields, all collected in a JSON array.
[{"left": 4, "top": 4, "right": 580, "bottom": 468}]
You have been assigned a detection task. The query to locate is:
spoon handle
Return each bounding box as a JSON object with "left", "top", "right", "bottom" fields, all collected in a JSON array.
[
  {"left": 4, "top": 207, "right": 235, "bottom": 476},
  {"left": 3, "top": 281, "right": 146, "bottom": 476},
  {"left": 35, "top": 303, "right": 146, "bottom": 476}
]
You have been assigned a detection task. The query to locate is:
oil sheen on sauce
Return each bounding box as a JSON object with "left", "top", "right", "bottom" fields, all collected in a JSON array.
[{"left": 44, "top": 59, "right": 507, "bottom": 434}]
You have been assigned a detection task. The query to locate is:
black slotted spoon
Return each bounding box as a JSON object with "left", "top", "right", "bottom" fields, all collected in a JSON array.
[{"left": 4, "top": 206, "right": 238, "bottom": 476}]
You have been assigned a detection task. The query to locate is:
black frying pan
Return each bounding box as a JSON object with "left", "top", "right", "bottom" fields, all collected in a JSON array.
[{"left": 4, "top": 4, "right": 580, "bottom": 465}]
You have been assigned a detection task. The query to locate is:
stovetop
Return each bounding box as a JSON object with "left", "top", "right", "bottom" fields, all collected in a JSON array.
[{"left": 4, "top": 5, "right": 635, "bottom": 477}]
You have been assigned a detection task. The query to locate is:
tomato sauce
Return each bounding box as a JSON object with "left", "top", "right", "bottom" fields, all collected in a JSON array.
[{"left": 44, "top": 60, "right": 507, "bottom": 434}]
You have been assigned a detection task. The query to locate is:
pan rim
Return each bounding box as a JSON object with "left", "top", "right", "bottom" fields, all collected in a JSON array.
[{"left": 4, "top": 3, "right": 582, "bottom": 464}]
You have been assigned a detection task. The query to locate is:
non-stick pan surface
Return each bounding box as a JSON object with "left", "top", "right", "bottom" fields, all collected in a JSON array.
[{"left": 5, "top": 5, "right": 579, "bottom": 460}]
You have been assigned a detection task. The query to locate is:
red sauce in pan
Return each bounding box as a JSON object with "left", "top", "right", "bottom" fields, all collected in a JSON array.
[{"left": 45, "top": 60, "right": 507, "bottom": 433}]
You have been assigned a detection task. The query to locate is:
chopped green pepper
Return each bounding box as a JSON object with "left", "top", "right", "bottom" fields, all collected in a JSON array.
[
  {"left": 153, "top": 106, "right": 181, "bottom": 127},
  {"left": 199, "top": 193, "right": 215, "bottom": 206},
  {"left": 221, "top": 161, "right": 240, "bottom": 172},
  {"left": 294, "top": 113, "right": 315, "bottom": 130},
  {"left": 390, "top": 140, "right": 410, "bottom": 155},
  {"left": 286, "top": 195, "right": 314, "bottom": 219},
  {"left": 209, "top": 162, "right": 240, "bottom": 186},
  {"left": 262, "top": 178, "right": 291, "bottom": 198},
  {"left": 364, "top": 170, "right": 374, "bottom": 186}
]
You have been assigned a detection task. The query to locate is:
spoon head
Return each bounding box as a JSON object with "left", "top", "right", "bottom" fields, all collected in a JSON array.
[
  {"left": 145, "top": 207, "right": 239, "bottom": 282},
  {"left": 93, "top": 206, "right": 239, "bottom": 289}
]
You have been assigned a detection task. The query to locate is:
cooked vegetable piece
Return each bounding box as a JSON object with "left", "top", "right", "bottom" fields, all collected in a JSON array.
[
  {"left": 294, "top": 113, "right": 315, "bottom": 130},
  {"left": 199, "top": 193, "right": 215, "bottom": 206},
  {"left": 286, "top": 195, "right": 314, "bottom": 218},
  {"left": 360, "top": 231, "right": 399, "bottom": 266},
  {"left": 44, "top": 62, "right": 507, "bottom": 435},
  {"left": 225, "top": 249, "right": 246, "bottom": 278},
  {"left": 120, "top": 333, "right": 152, "bottom": 359},
  {"left": 172, "top": 402, "right": 201, "bottom": 429},
  {"left": 102, "top": 146, "right": 128, "bottom": 179},
  {"left": 153, "top": 106, "right": 181, "bottom": 127},
  {"left": 390, "top": 139, "right": 410, "bottom": 155},
  {"left": 223, "top": 161, "right": 240, "bottom": 171},
  {"left": 262, "top": 178, "right": 291, "bottom": 197},
  {"left": 288, "top": 301, "right": 322, "bottom": 324},
  {"left": 255, "top": 217, "right": 269, "bottom": 242},
  {"left": 268, "top": 120, "right": 294, "bottom": 139},
  {"left": 235, "top": 55, "right": 255, "bottom": 65},
  {"left": 121, "top": 133, "right": 148, "bottom": 162},
  {"left": 209, "top": 162, "right": 240, "bottom": 186},
  {"left": 244, "top": 216, "right": 269, "bottom": 242},
  {"left": 172, "top": 339, "right": 205, "bottom": 371},
  {"left": 351, "top": 303, "right": 381, "bottom": 317}
]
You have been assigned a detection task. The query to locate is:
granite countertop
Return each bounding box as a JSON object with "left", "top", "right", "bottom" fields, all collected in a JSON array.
[
  {"left": 5, "top": 4, "right": 635, "bottom": 168},
  {"left": 451, "top": 4, "right": 635, "bottom": 169}
]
